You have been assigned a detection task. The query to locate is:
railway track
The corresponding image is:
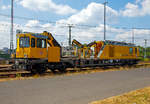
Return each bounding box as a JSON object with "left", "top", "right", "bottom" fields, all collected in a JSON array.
[
  {"left": 0, "top": 65, "right": 31, "bottom": 78},
  {"left": 0, "top": 62, "right": 149, "bottom": 79}
]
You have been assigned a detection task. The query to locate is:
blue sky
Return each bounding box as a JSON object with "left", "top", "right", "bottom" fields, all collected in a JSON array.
[
  {"left": 0, "top": 0, "right": 150, "bottom": 48},
  {"left": 0, "top": 0, "right": 149, "bottom": 27}
]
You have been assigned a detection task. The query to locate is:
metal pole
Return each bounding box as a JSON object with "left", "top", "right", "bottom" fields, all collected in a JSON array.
[
  {"left": 10, "top": 0, "right": 14, "bottom": 54},
  {"left": 132, "top": 28, "right": 134, "bottom": 44},
  {"left": 103, "top": 1, "right": 108, "bottom": 41},
  {"left": 144, "top": 39, "right": 147, "bottom": 58},
  {"left": 68, "top": 25, "right": 72, "bottom": 47},
  {"left": 68, "top": 24, "right": 73, "bottom": 47}
]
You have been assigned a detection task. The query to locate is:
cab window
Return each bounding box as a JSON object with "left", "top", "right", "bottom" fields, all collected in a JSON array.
[
  {"left": 129, "top": 48, "right": 133, "bottom": 54},
  {"left": 37, "top": 38, "right": 46, "bottom": 48},
  {"left": 31, "top": 38, "right": 35, "bottom": 47},
  {"left": 42, "top": 39, "right": 46, "bottom": 48},
  {"left": 135, "top": 48, "right": 137, "bottom": 54},
  {"left": 19, "top": 37, "right": 30, "bottom": 48}
]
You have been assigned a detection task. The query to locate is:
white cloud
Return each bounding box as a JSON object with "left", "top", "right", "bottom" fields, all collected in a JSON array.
[
  {"left": 141, "top": 0, "right": 150, "bottom": 16},
  {"left": 136, "top": 0, "right": 142, "bottom": 3},
  {"left": 0, "top": 1, "right": 150, "bottom": 49},
  {"left": 0, "top": 19, "right": 150, "bottom": 49},
  {"left": 121, "top": 0, "right": 150, "bottom": 17},
  {"left": 115, "top": 29, "right": 150, "bottom": 45},
  {"left": 19, "top": 0, "right": 77, "bottom": 15},
  {"left": 1, "top": 5, "right": 11, "bottom": 10},
  {"left": 53, "top": 2, "right": 120, "bottom": 43},
  {"left": 14, "top": 0, "right": 20, "bottom": 2},
  {"left": 0, "top": 22, "right": 12, "bottom": 49},
  {"left": 57, "top": 2, "right": 118, "bottom": 25},
  {"left": 25, "top": 20, "right": 40, "bottom": 27}
]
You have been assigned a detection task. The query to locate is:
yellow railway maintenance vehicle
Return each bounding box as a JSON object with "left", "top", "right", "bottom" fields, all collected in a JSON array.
[
  {"left": 14, "top": 31, "right": 140, "bottom": 73},
  {"left": 72, "top": 40, "right": 139, "bottom": 66}
]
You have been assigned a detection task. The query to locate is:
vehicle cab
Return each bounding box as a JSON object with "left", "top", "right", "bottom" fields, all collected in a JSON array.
[{"left": 16, "top": 32, "right": 48, "bottom": 59}]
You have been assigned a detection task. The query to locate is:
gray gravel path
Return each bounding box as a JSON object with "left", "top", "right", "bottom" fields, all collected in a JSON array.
[{"left": 0, "top": 68, "right": 150, "bottom": 104}]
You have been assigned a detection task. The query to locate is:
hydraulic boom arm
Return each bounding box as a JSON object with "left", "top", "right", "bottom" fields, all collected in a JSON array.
[
  {"left": 43, "top": 31, "right": 61, "bottom": 47},
  {"left": 72, "top": 39, "right": 83, "bottom": 48}
]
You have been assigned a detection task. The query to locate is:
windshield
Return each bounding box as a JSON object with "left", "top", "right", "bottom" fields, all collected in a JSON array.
[
  {"left": 19, "top": 37, "right": 30, "bottom": 48},
  {"left": 37, "top": 39, "right": 46, "bottom": 48}
]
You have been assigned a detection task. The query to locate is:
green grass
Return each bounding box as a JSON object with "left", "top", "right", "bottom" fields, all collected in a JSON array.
[{"left": 139, "top": 57, "right": 150, "bottom": 61}]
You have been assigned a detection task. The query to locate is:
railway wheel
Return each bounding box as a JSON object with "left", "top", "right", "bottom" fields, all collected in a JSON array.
[
  {"left": 32, "top": 64, "right": 46, "bottom": 74},
  {"left": 50, "top": 68, "right": 57, "bottom": 73},
  {"left": 58, "top": 66, "right": 66, "bottom": 73},
  {"left": 30, "top": 69, "right": 37, "bottom": 74},
  {"left": 37, "top": 66, "right": 46, "bottom": 74}
]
